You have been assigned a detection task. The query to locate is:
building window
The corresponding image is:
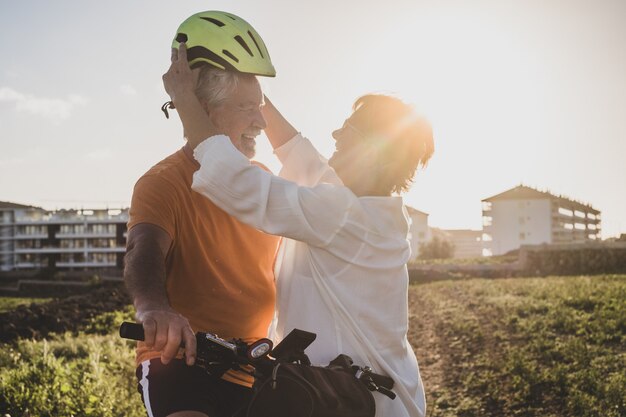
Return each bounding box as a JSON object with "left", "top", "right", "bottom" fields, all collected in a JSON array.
[
  {"left": 519, "top": 232, "right": 526, "bottom": 240},
  {"left": 483, "top": 216, "right": 493, "bottom": 226},
  {"left": 519, "top": 217, "right": 526, "bottom": 225},
  {"left": 558, "top": 207, "right": 574, "bottom": 217}
]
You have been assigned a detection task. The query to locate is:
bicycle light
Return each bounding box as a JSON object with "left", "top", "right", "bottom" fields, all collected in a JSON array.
[{"left": 248, "top": 338, "right": 273, "bottom": 360}]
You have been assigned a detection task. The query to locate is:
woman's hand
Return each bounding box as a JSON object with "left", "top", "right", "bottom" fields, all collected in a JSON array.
[
  {"left": 163, "top": 43, "right": 221, "bottom": 148},
  {"left": 261, "top": 95, "right": 298, "bottom": 149},
  {"left": 162, "top": 43, "right": 198, "bottom": 106}
]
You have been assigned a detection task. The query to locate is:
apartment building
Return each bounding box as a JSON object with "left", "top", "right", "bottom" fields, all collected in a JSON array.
[
  {"left": 482, "top": 185, "right": 601, "bottom": 256},
  {"left": 406, "top": 206, "right": 430, "bottom": 260},
  {"left": 0, "top": 201, "right": 127, "bottom": 272}
]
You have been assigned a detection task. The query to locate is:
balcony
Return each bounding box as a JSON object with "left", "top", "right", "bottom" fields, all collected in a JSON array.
[
  {"left": 56, "top": 261, "right": 117, "bottom": 268},
  {"left": 55, "top": 232, "right": 116, "bottom": 238},
  {"left": 14, "top": 247, "right": 125, "bottom": 254},
  {"left": 13, "top": 233, "right": 48, "bottom": 240},
  {"left": 14, "top": 262, "right": 46, "bottom": 269}
]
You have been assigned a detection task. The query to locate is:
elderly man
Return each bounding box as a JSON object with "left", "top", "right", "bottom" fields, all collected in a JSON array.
[{"left": 123, "top": 11, "right": 279, "bottom": 417}]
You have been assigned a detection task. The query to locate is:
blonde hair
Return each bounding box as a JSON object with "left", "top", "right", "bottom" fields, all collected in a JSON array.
[{"left": 352, "top": 95, "right": 434, "bottom": 194}]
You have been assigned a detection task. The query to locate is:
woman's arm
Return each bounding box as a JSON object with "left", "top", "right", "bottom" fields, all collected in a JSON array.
[
  {"left": 261, "top": 96, "right": 298, "bottom": 150},
  {"left": 263, "top": 98, "right": 341, "bottom": 187},
  {"left": 191, "top": 136, "right": 355, "bottom": 247}
]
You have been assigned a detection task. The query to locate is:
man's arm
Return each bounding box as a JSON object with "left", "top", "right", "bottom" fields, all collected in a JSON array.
[{"left": 124, "top": 223, "right": 197, "bottom": 365}]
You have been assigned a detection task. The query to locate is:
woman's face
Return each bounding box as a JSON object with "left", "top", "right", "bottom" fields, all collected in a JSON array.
[{"left": 329, "top": 113, "right": 379, "bottom": 190}]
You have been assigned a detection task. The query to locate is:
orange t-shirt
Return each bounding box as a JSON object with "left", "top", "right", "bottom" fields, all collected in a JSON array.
[{"left": 128, "top": 146, "right": 280, "bottom": 386}]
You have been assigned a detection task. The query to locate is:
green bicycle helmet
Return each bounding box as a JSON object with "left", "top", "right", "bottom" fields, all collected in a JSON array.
[{"left": 172, "top": 11, "right": 276, "bottom": 77}]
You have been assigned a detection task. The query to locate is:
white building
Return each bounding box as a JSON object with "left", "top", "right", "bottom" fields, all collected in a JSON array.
[
  {"left": 406, "top": 206, "right": 429, "bottom": 260},
  {"left": 482, "top": 185, "right": 601, "bottom": 256},
  {"left": 1, "top": 201, "right": 128, "bottom": 272}
]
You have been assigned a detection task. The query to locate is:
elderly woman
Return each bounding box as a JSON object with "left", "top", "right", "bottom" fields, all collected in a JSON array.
[{"left": 164, "top": 44, "right": 434, "bottom": 417}]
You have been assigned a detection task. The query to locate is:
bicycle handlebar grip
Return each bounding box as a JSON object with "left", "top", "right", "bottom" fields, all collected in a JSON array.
[
  {"left": 119, "top": 322, "right": 145, "bottom": 341},
  {"left": 377, "top": 385, "right": 397, "bottom": 400},
  {"left": 370, "top": 373, "right": 395, "bottom": 390}
]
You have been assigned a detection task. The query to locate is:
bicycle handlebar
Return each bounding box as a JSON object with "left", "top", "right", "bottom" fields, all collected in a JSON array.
[{"left": 119, "top": 322, "right": 395, "bottom": 399}]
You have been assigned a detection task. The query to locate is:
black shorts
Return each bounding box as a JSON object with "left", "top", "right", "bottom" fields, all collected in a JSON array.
[{"left": 135, "top": 358, "right": 252, "bottom": 417}]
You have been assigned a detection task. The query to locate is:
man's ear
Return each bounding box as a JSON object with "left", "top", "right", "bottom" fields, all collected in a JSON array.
[
  {"left": 200, "top": 100, "right": 211, "bottom": 115},
  {"left": 204, "top": 103, "right": 222, "bottom": 129}
]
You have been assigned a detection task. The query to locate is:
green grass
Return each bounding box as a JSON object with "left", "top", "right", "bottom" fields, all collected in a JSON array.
[
  {"left": 2, "top": 276, "right": 625, "bottom": 417},
  {"left": 0, "top": 297, "right": 52, "bottom": 313},
  {"left": 410, "top": 275, "right": 626, "bottom": 417},
  {"left": 409, "top": 255, "right": 518, "bottom": 266},
  {"left": 0, "top": 307, "right": 144, "bottom": 417}
]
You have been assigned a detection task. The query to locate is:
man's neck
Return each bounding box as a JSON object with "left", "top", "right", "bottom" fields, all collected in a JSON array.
[{"left": 182, "top": 142, "right": 200, "bottom": 167}]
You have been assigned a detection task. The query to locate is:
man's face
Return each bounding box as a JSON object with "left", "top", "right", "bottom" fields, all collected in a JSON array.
[{"left": 208, "top": 76, "right": 266, "bottom": 159}]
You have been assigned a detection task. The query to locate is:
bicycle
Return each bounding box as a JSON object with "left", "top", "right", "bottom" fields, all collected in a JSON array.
[{"left": 119, "top": 322, "right": 395, "bottom": 416}]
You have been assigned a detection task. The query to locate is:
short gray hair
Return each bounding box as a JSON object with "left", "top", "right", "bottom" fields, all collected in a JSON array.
[{"left": 194, "top": 66, "right": 241, "bottom": 107}]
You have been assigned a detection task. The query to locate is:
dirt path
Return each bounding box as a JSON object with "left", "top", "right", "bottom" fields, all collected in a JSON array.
[{"left": 408, "top": 287, "right": 448, "bottom": 415}]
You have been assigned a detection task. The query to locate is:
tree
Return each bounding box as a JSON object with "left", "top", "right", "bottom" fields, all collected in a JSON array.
[{"left": 418, "top": 236, "right": 455, "bottom": 260}]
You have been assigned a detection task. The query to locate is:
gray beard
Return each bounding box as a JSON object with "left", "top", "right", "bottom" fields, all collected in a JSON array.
[{"left": 240, "top": 137, "right": 256, "bottom": 159}]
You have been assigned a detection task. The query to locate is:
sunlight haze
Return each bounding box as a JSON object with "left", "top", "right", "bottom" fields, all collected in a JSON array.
[{"left": 1, "top": 0, "right": 624, "bottom": 237}]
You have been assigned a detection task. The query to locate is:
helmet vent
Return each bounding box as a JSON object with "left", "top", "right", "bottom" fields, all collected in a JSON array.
[
  {"left": 200, "top": 17, "right": 225, "bottom": 27},
  {"left": 222, "top": 49, "right": 239, "bottom": 63},
  {"left": 187, "top": 46, "right": 237, "bottom": 72},
  {"left": 247, "top": 31, "right": 265, "bottom": 59},
  {"left": 234, "top": 35, "right": 254, "bottom": 57},
  {"left": 224, "top": 13, "right": 237, "bottom": 20},
  {"left": 175, "top": 33, "right": 188, "bottom": 43}
]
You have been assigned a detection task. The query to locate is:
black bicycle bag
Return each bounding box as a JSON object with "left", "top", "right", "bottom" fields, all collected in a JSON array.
[{"left": 246, "top": 355, "right": 376, "bottom": 417}]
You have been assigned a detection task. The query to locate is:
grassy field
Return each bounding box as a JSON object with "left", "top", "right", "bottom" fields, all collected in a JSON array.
[
  {"left": 409, "top": 254, "right": 518, "bottom": 266},
  {"left": 0, "top": 297, "right": 51, "bottom": 313},
  {"left": 0, "top": 308, "right": 144, "bottom": 417},
  {"left": 409, "top": 274, "right": 626, "bottom": 417},
  {"left": 1, "top": 275, "right": 625, "bottom": 417}
]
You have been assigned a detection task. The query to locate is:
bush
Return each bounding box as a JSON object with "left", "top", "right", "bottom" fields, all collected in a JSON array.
[
  {"left": 419, "top": 236, "right": 455, "bottom": 260},
  {"left": 523, "top": 246, "right": 626, "bottom": 276}
]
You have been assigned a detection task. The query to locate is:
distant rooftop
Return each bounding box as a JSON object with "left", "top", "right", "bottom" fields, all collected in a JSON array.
[
  {"left": 0, "top": 201, "right": 42, "bottom": 210},
  {"left": 483, "top": 185, "right": 600, "bottom": 214}
]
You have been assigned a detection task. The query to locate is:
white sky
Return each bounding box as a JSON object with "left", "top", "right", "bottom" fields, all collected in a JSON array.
[{"left": 1, "top": 0, "right": 625, "bottom": 238}]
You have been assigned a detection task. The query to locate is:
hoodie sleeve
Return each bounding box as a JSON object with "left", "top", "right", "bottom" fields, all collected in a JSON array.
[{"left": 192, "top": 135, "right": 355, "bottom": 247}]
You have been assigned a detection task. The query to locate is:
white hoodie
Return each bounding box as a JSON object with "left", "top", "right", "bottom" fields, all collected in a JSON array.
[{"left": 192, "top": 134, "right": 426, "bottom": 417}]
